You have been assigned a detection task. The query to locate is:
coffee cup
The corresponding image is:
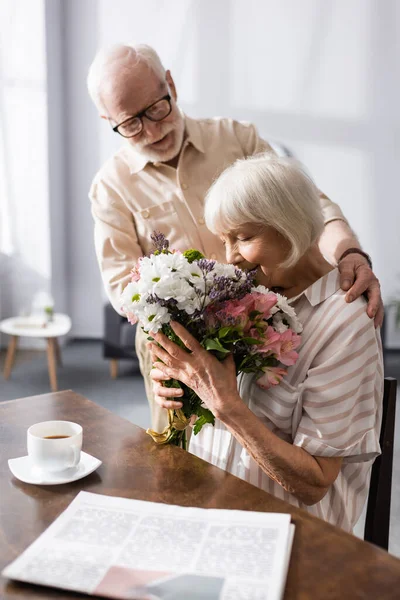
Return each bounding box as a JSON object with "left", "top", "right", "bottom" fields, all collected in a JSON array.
[{"left": 27, "top": 420, "right": 82, "bottom": 473}]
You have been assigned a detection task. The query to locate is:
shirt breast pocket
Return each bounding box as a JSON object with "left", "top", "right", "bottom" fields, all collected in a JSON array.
[{"left": 134, "top": 200, "right": 191, "bottom": 251}]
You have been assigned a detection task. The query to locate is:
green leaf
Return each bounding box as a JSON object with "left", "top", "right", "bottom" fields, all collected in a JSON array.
[
  {"left": 218, "top": 326, "right": 235, "bottom": 339},
  {"left": 193, "top": 406, "right": 215, "bottom": 435},
  {"left": 164, "top": 378, "right": 182, "bottom": 390},
  {"left": 241, "top": 337, "right": 263, "bottom": 345},
  {"left": 204, "top": 338, "right": 230, "bottom": 354}
]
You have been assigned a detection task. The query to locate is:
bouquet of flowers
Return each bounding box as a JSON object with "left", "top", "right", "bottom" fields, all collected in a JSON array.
[{"left": 121, "top": 232, "right": 303, "bottom": 449}]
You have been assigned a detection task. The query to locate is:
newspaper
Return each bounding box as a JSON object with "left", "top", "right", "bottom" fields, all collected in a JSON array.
[{"left": 2, "top": 491, "right": 294, "bottom": 600}]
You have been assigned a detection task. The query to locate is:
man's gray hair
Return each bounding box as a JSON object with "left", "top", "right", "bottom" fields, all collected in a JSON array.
[
  {"left": 87, "top": 43, "right": 166, "bottom": 114},
  {"left": 204, "top": 155, "right": 325, "bottom": 268}
]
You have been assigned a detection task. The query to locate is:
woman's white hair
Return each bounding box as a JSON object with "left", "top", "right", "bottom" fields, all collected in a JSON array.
[
  {"left": 87, "top": 43, "right": 166, "bottom": 114},
  {"left": 204, "top": 155, "right": 325, "bottom": 268}
]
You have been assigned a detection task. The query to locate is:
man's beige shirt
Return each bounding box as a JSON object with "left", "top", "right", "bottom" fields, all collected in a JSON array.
[{"left": 90, "top": 115, "right": 346, "bottom": 313}]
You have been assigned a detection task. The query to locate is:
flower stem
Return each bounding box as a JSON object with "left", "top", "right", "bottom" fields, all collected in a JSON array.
[{"left": 181, "top": 428, "right": 187, "bottom": 451}]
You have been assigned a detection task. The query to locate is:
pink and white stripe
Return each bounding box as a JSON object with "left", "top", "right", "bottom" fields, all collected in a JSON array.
[{"left": 190, "top": 268, "right": 383, "bottom": 531}]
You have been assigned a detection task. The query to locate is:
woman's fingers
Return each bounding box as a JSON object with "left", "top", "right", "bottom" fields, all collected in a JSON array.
[
  {"left": 153, "top": 381, "right": 183, "bottom": 409},
  {"left": 154, "top": 381, "right": 184, "bottom": 398},
  {"left": 153, "top": 331, "right": 188, "bottom": 361},
  {"left": 152, "top": 339, "right": 189, "bottom": 369},
  {"left": 154, "top": 395, "right": 183, "bottom": 410},
  {"left": 170, "top": 321, "right": 203, "bottom": 352},
  {"left": 150, "top": 367, "right": 169, "bottom": 382},
  {"left": 149, "top": 342, "right": 177, "bottom": 367}
]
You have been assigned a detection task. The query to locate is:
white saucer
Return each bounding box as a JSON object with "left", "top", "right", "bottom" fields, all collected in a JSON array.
[{"left": 8, "top": 451, "right": 102, "bottom": 485}]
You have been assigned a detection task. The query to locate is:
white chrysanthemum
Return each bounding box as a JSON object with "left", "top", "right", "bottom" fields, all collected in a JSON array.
[
  {"left": 136, "top": 303, "right": 170, "bottom": 333},
  {"left": 154, "top": 276, "right": 194, "bottom": 304},
  {"left": 157, "top": 252, "right": 191, "bottom": 274},
  {"left": 138, "top": 261, "right": 167, "bottom": 287},
  {"left": 139, "top": 254, "right": 193, "bottom": 294},
  {"left": 212, "top": 263, "right": 245, "bottom": 280},
  {"left": 137, "top": 255, "right": 155, "bottom": 272},
  {"left": 272, "top": 313, "right": 289, "bottom": 333},
  {"left": 187, "top": 263, "right": 206, "bottom": 294},
  {"left": 251, "top": 284, "right": 271, "bottom": 294},
  {"left": 187, "top": 261, "right": 203, "bottom": 280},
  {"left": 120, "top": 281, "right": 147, "bottom": 313},
  {"left": 178, "top": 293, "right": 202, "bottom": 314},
  {"left": 275, "top": 293, "right": 303, "bottom": 333}
]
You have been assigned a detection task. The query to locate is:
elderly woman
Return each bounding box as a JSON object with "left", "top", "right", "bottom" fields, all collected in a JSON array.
[{"left": 150, "top": 155, "right": 383, "bottom": 532}]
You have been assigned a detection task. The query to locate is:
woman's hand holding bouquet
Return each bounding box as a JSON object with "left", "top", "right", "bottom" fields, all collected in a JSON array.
[{"left": 120, "top": 232, "right": 302, "bottom": 449}]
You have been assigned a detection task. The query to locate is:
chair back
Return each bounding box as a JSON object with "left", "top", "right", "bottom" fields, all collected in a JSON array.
[{"left": 364, "top": 377, "right": 397, "bottom": 550}]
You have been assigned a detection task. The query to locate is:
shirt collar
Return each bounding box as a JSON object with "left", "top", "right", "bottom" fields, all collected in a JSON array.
[
  {"left": 126, "top": 113, "right": 204, "bottom": 175},
  {"left": 290, "top": 268, "right": 341, "bottom": 307},
  {"left": 184, "top": 115, "right": 205, "bottom": 154}
]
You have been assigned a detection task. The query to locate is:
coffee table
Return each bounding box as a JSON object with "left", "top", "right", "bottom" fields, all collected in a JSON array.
[
  {"left": 0, "top": 313, "right": 71, "bottom": 391},
  {"left": 1, "top": 390, "right": 400, "bottom": 599}
]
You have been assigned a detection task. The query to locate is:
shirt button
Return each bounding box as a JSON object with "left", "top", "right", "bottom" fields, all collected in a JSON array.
[
  {"left": 211, "top": 253, "right": 217, "bottom": 260},
  {"left": 197, "top": 217, "right": 205, "bottom": 225},
  {"left": 142, "top": 209, "right": 150, "bottom": 219},
  {"left": 181, "top": 183, "right": 188, "bottom": 190}
]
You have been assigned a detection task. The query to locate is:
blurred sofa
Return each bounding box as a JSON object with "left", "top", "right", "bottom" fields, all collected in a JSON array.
[{"left": 103, "top": 303, "right": 139, "bottom": 378}]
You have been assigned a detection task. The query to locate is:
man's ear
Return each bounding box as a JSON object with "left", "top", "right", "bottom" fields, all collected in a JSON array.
[{"left": 166, "top": 70, "right": 177, "bottom": 102}]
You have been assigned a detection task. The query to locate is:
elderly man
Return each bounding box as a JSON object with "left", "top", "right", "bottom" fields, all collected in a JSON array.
[{"left": 87, "top": 43, "right": 382, "bottom": 433}]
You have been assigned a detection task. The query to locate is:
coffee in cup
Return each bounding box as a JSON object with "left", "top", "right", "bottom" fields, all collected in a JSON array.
[{"left": 27, "top": 421, "right": 82, "bottom": 473}]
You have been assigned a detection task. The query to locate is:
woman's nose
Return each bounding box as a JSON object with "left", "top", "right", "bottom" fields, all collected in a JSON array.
[{"left": 225, "top": 243, "right": 242, "bottom": 266}]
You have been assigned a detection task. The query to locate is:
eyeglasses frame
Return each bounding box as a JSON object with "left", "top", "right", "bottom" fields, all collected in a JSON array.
[{"left": 112, "top": 93, "right": 172, "bottom": 138}]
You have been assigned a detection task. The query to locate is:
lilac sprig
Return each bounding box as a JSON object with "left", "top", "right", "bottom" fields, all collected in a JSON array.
[
  {"left": 147, "top": 293, "right": 178, "bottom": 309},
  {"left": 209, "top": 270, "right": 256, "bottom": 302},
  {"left": 197, "top": 258, "right": 216, "bottom": 273},
  {"left": 151, "top": 230, "right": 170, "bottom": 253}
]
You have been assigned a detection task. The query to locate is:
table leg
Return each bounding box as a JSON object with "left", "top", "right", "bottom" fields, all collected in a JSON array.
[
  {"left": 46, "top": 338, "right": 58, "bottom": 392},
  {"left": 54, "top": 338, "right": 63, "bottom": 367},
  {"left": 3, "top": 335, "right": 18, "bottom": 379},
  {"left": 110, "top": 359, "right": 118, "bottom": 379}
]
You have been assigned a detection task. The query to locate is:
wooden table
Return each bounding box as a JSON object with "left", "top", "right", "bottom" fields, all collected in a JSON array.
[{"left": 1, "top": 391, "right": 400, "bottom": 599}]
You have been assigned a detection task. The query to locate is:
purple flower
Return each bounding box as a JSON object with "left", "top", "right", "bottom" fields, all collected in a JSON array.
[
  {"left": 208, "top": 270, "right": 256, "bottom": 302},
  {"left": 147, "top": 293, "right": 178, "bottom": 309},
  {"left": 151, "top": 230, "right": 169, "bottom": 253},
  {"left": 197, "top": 258, "right": 216, "bottom": 273}
]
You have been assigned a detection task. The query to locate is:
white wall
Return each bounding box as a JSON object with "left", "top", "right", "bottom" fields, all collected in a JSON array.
[
  {"left": 3, "top": 0, "right": 398, "bottom": 342},
  {"left": 95, "top": 0, "right": 399, "bottom": 296},
  {"left": 62, "top": 0, "right": 103, "bottom": 337},
  {"left": 0, "top": 0, "right": 52, "bottom": 348},
  {"left": 87, "top": 0, "right": 399, "bottom": 339}
]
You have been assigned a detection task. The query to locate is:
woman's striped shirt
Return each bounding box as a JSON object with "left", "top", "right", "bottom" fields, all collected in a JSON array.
[{"left": 190, "top": 268, "right": 383, "bottom": 531}]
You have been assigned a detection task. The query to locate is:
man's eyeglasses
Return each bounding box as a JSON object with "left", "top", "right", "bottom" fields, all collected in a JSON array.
[{"left": 112, "top": 94, "right": 172, "bottom": 138}]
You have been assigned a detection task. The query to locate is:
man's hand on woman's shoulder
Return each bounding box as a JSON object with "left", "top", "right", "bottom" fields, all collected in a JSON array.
[{"left": 338, "top": 252, "right": 383, "bottom": 328}]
